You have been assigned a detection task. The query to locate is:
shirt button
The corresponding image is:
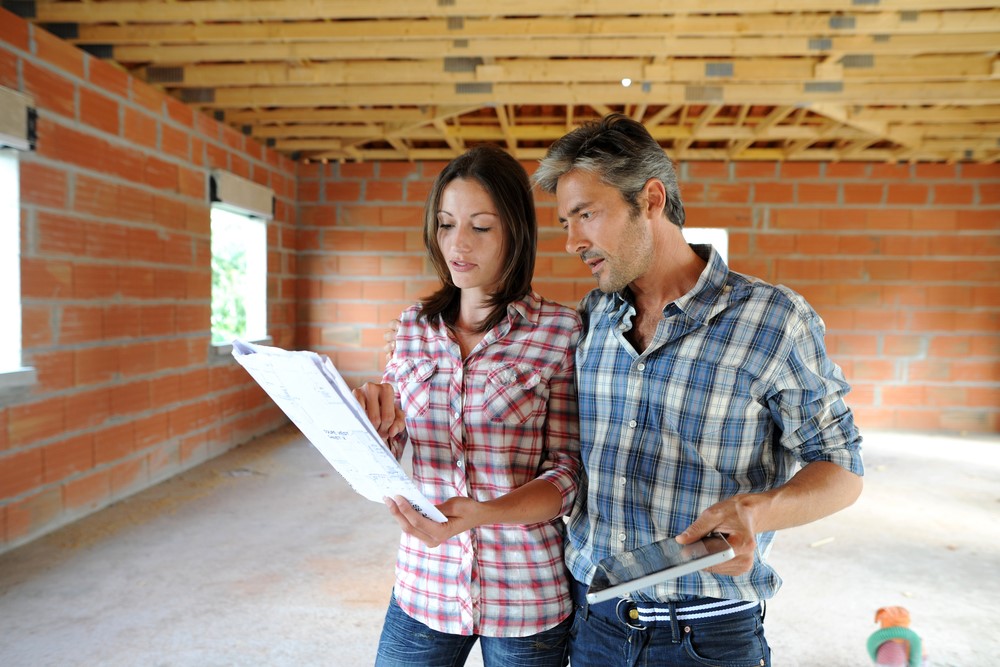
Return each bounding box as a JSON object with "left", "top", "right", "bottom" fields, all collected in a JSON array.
[
  {"left": 456, "top": 459, "right": 464, "bottom": 468},
  {"left": 454, "top": 412, "right": 460, "bottom": 420},
  {"left": 628, "top": 420, "right": 637, "bottom": 428},
  {"left": 636, "top": 363, "right": 645, "bottom": 371},
  {"left": 619, "top": 476, "right": 627, "bottom": 486},
  {"left": 618, "top": 532, "right": 627, "bottom": 542}
]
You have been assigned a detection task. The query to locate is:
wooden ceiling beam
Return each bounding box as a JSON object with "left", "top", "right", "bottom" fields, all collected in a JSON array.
[
  {"left": 68, "top": 10, "right": 1000, "bottom": 44},
  {"left": 140, "top": 55, "right": 995, "bottom": 89},
  {"left": 186, "top": 80, "right": 1000, "bottom": 109},
  {"left": 108, "top": 32, "right": 1000, "bottom": 64},
  {"left": 33, "top": 0, "right": 1000, "bottom": 23}
]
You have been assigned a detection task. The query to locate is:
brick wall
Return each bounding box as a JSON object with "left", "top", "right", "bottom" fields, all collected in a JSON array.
[
  {"left": 0, "top": 11, "right": 296, "bottom": 553},
  {"left": 298, "top": 159, "right": 1000, "bottom": 435}
]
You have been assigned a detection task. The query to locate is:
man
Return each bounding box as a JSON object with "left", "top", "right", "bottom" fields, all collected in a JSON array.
[{"left": 532, "top": 114, "right": 864, "bottom": 666}]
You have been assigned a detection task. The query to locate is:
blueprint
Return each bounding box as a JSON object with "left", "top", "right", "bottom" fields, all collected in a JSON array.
[{"left": 231, "top": 339, "right": 446, "bottom": 523}]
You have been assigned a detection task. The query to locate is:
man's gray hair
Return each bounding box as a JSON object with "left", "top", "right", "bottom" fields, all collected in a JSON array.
[{"left": 533, "top": 113, "right": 685, "bottom": 228}]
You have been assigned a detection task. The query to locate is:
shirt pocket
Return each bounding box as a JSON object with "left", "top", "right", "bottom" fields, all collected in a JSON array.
[
  {"left": 394, "top": 357, "right": 438, "bottom": 418},
  {"left": 661, "top": 361, "right": 748, "bottom": 443},
  {"left": 483, "top": 362, "right": 544, "bottom": 425}
]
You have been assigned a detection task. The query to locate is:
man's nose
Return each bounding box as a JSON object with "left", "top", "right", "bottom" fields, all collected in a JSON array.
[{"left": 564, "top": 221, "right": 587, "bottom": 255}]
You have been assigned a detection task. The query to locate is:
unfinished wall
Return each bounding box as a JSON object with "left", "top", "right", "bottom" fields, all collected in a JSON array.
[
  {"left": 298, "top": 159, "right": 1000, "bottom": 434},
  {"left": 0, "top": 11, "right": 296, "bottom": 553}
]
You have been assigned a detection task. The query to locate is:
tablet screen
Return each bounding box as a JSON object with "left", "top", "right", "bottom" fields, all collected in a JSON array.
[{"left": 587, "top": 534, "right": 734, "bottom": 603}]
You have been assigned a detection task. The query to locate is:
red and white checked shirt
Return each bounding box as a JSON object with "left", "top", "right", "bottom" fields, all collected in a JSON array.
[{"left": 384, "top": 292, "right": 582, "bottom": 637}]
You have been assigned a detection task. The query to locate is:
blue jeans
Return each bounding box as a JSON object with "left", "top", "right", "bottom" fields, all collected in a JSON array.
[
  {"left": 374, "top": 594, "right": 571, "bottom": 667},
  {"left": 567, "top": 578, "right": 770, "bottom": 667}
]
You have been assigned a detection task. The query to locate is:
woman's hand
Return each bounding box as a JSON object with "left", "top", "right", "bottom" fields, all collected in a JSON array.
[
  {"left": 352, "top": 382, "right": 405, "bottom": 440},
  {"left": 384, "top": 495, "right": 484, "bottom": 548}
]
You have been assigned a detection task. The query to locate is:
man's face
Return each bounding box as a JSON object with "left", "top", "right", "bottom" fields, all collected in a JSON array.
[{"left": 556, "top": 169, "right": 653, "bottom": 294}]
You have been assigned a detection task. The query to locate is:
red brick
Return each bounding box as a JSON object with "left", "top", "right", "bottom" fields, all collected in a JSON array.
[
  {"left": 85, "top": 221, "right": 130, "bottom": 260},
  {"left": 143, "top": 156, "right": 180, "bottom": 191},
  {"left": 8, "top": 396, "right": 65, "bottom": 445},
  {"left": 842, "top": 184, "right": 884, "bottom": 205},
  {"left": 4, "top": 487, "right": 62, "bottom": 543},
  {"left": 43, "top": 434, "right": 94, "bottom": 483},
  {"left": 30, "top": 350, "right": 75, "bottom": 391},
  {"left": 63, "top": 471, "right": 111, "bottom": 512},
  {"left": 63, "top": 388, "right": 111, "bottom": 432},
  {"left": 79, "top": 88, "right": 120, "bottom": 135},
  {"left": 123, "top": 107, "right": 157, "bottom": 149},
  {"left": 0, "top": 47, "right": 17, "bottom": 90},
  {"left": 94, "top": 422, "right": 135, "bottom": 465},
  {"left": 886, "top": 184, "right": 929, "bottom": 205},
  {"left": 366, "top": 181, "right": 404, "bottom": 202},
  {"left": 111, "top": 380, "right": 152, "bottom": 417},
  {"left": 102, "top": 305, "right": 138, "bottom": 340},
  {"left": 22, "top": 305, "right": 53, "bottom": 348},
  {"left": 797, "top": 183, "right": 838, "bottom": 204},
  {"left": 74, "top": 346, "right": 119, "bottom": 385},
  {"left": 72, "top": 263, "right": 118, "bottom": 299},
  {"left": 134, "top": 413, "right": 170, "bottom": 449},
  {"left": 110, "top": 458, "right": 147, "bottom": 495},
  {"left": 164, "top": 96, "right": 194, "bottom": 128},
  {"left": 118, "top": 341, "right": 159, "bottom": 377},
  {"left": 19, "top": 161, "right": 69, "bottom": 208},
  {"left": 932, "top": 184, "right": 974, "bottom": 205},
  {"left": 161, "top": 122, "right": 190, "bottom": 160},
  {"left": 0, "top": 448, "right": 44, "bottom": 497},
  {"left": 825, "top": 163, "right": 868, "bottom": 179},
  {"left": 22, "top": 62, "right": 76, "bottom": 120},
  {"left": 780, "top": 162, "right": 822, "bottom": 179},
  {"left": 325, "top": 182, "right": 363, "bottom": 202},
  {"left": 754, "top": 183, "right": 794, "bottom": 203},
  {"left": 0, "top": 8, "right": 30, "bottom": 51},
  {"left": 37, "top": 211, "right": 87, "bottom": 256},
  {"left": 688, "top": 162, "right": 729, "bottom": 180},
  {"left": 406, "top": 179, "right": 433, "bottom": 203},
  {"left": 704, "top": 183, "right": 751, "bottom": 204}
]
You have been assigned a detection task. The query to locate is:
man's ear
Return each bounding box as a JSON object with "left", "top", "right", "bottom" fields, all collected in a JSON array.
[{"left": 642, "top": 178, "right": 667, "bottom": 220}]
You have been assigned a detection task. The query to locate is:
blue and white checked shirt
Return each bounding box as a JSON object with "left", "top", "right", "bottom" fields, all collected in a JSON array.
[{"left": 565, "top": 245, "right": 864, "bottom": 603}]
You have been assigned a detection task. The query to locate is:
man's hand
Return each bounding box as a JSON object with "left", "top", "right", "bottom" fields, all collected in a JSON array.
[
  {"left": 676, "top": 462, "right": 864, "bottom": 576},
  {"left": 384, "top": 495, "right": 483, "bottom": 548},
  {"left": 352, "top": 382, "right": 405, "bottom": 439},
  {"left": 675, "top": 494, "right": 762, "bottom": 576}
]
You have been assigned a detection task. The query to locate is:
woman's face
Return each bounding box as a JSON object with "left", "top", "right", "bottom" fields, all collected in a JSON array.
[{"left": 435, "top": 178, "right": 506, "bottom": 296}]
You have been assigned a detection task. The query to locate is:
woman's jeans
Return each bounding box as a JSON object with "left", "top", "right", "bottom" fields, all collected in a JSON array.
[{"left": 374, "top": 594, "right": 571, "bottom": 667}]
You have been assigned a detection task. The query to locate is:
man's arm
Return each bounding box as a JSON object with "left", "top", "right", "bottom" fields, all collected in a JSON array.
[{"left": 676, "top": 461, "right": 863, "bottom": 575}]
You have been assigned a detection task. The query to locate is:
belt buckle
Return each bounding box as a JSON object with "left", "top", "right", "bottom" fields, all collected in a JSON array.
[{"left": 615, "top": 598, "right": 647, "bottom": 630}]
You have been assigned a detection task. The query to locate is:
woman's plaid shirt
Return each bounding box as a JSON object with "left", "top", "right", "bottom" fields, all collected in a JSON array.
[{"left": 385, "top": 293, "right": 582, "bottom": 637}]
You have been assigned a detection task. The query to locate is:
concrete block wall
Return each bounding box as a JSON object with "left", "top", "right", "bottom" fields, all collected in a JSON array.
[
  {"left": 298, "top": 160, "right": 1000, "bottom": 434},
  {"left": 0, "top": 11, "right": 296, "bottom": 553}
]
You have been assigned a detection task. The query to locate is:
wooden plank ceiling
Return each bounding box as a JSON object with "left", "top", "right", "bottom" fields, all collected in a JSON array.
[{"left": 13, "top": 0, "right": 1000, "bottom": 163}]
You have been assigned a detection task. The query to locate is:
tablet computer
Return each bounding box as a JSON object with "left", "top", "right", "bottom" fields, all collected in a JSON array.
[{"left": 586, "top": 533, "right": 735, "bottom": 604}]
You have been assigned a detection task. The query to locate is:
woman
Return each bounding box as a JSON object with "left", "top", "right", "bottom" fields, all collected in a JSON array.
[{"left": 353, "top": 145, "right": 581, "bottom": 667}]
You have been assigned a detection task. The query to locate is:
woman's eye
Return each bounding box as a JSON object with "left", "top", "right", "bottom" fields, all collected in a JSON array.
[
  {"left": 437, "top": 222, "right": 454, "bottom": 230},
  {"left": 473, "top": 226, "right": 491, "bottom": 233}
]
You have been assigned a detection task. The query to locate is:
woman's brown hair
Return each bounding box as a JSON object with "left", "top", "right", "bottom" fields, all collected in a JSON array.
[{"left": 419, "top": 145, "right": 537, "bottom": 333}]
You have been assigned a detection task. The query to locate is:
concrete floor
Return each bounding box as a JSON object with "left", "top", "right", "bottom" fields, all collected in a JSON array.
[{"left": 1, "top": 425, "right": 998, "bottom": 667}]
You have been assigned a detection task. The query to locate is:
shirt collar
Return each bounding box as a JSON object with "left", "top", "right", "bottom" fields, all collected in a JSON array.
[{"left": 608, "top": 244, "right": 735, "bottom": 325}]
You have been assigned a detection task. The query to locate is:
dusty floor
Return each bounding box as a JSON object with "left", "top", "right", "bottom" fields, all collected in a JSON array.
[{"left": 0, "top": 425, "right": 998, "bottom": 667}]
